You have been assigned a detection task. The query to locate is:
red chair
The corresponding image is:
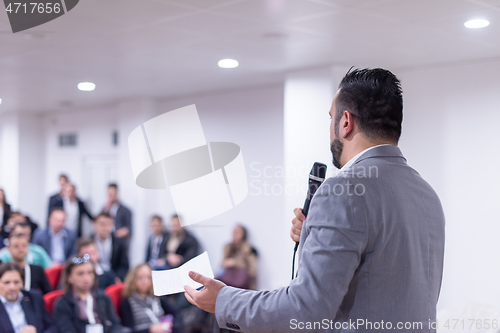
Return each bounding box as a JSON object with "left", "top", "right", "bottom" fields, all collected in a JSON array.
[
  {"left": 45, "top": 265, "right": 64, "bottom": 290},
  {"left": 43, "top": 290, "right": 65, "bottom": 314},
  {"left": 105, "top": 283, "right": 124, "bottom": 316}
]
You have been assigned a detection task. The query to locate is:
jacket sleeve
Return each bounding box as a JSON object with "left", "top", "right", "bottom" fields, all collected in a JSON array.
[
  {"left": 114, "top": 239, "right": 130, "bottom": 281},
  {"left": 119, "top": 298, "right": 135, "bottom": 329},
  {"left": 214, "top": 178, "right": 369, "bottom": 333},
  {"left": 103, "top": 294, "right": 123, "bottom": 333},
  {"left": 160, "top": 296, "right": 184, "bottom": 333},
  {"left": 54, "top": 297, "right": 79, "bottom": 333},
  {"left": 180, "top": 234, "right": 199, "bottom": 264}
]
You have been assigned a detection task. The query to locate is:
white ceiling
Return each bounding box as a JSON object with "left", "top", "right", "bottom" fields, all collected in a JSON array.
[{"left": 0, "top": 0, "right": 499, "bottom": 114}]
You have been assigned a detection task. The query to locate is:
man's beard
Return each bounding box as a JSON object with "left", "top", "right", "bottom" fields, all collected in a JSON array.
[{"left": 330, "top": 137, "right": 343, "bottom": 169}]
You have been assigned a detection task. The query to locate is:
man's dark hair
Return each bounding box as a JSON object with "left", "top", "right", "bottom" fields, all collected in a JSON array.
[
  {"left": 59, "top": 174, "right": 69, "bottom": 181},
  {"left": 335, "top": 68, "right": 403, "bottom": 143},
  {"left": 76, "top": 238, "right": 96, "bottom": 254},
  {"left": 50, "top": 206, "right": 66, "bottom": 217},
  {"left": 0, "top": 263, "right": 25, "bottom": 283},
  {"left": 9, "top": 222, "right": 31, "bottom": 238},
  {"left": 171, "top": 214, "right": 180, "bottom": 220},
  {"left": 151, "top": 215, "right": 163, "bottom": 223},
  {"left": 108, "top": 183, "right": 118, "bottom": 190},
  {"left": 94, "top": 212, "right": 113, "bottom": 222}
]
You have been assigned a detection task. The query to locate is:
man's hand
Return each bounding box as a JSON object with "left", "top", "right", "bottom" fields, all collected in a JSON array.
[
  {"left": 221, "top": 258, "right": 236, "bottom": 268},
  {"left": 184, "top": 271, "right": 226, "bottom": 313},
  {"left": 167, "top": 253, "right": 183, "bottom": 267},
  {"left": 19, "top": 325, "right": 36, "bottom": 333},
  {"left": 115, "top": 227, "right": 129, "bottom": 238},
  {"left": 290, "top": 207, "right": 306, "bottom": 242}
]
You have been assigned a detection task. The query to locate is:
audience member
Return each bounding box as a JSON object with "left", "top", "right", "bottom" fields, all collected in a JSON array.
[
  {"left": 0, "top": 222, "right": 53, "bottom": 269},
  {"left": 8, "top": 234, "right": 52, "bottom": 294},
  {"left": 47, "top": 174, "right": 69, "bottom": 220},
  {"left": 0, "top": 188, "right": 12, "bottom": 236},
  {"left": 92, "top": 212, "right": 129, "bottom": 281},
  {"left": 52, "top": 183, "right": 94, "bottom": 238},
  {"left": 121, "top": 264, "right": 183, "bottom": 333},
  {"left": 145, "top": 215, "right": 168, "bottom": 270},
  {"left": 158, "top": 215, "right": 199, "bottom": 269},
  {"left": 218, "top": 224, "right": 258, "bottom": 290},
  {"left": 54, "top": 254, "right": 122, "bottom": 333},
  {"left": 33, "top": 207, "right": 77, "bottom": 265},
  {"left": 0, "top": 263, "right": 56, "bottom": 333},
  {"left": 76, "top": 238, "right": 118, "bottom": 290},
  {"left": 0, "top": 212, "right": 38, "bottom": 244},
  {"left": 102, "top": 183, "right": 132, "bottom": 242}
]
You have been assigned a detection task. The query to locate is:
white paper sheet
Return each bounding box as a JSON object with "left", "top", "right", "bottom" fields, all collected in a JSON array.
[{"left": 151, "top": 251, "right": 214, "bottom": 296}]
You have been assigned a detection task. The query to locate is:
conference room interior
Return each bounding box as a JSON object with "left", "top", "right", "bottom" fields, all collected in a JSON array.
[{"left": 1, "top": 0, "right": 500, "bottom": 332}]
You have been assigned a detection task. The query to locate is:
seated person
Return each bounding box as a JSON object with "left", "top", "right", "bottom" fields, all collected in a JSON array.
[
  {"left": 8, "top": 233, "right": 52, "bottom": 294},
  {"left": 0, "top": 212, "right": 38, "bottom": 244},
  {"left": 76, "top": 238, "right": 118, "bottom": 290},
  {"left": 33, "top": 207, "right": 77, "bottom": 265},
  {"left": 91, "top": 212, "right": 129, "bottom": 281},
  {"left": 158, "top": 215, "right": 199, "bottom": 269},
  {"left": 54, "top": 254, "right": 122, "bottom": 333},
  {"left": 0, "top": 263, "right": 56, "bottom": 333},
  {"left": 121, "top": 264, "right": 183, "bottom": 333},
  {"left": 0, "top": 222, "right": 53, "bottom": 269},
  {"left": 218, "top": 224, "right": 258, "bottom": 290},
  {"left": 145, "top": 215, "right": 168, "bottom": 269}
]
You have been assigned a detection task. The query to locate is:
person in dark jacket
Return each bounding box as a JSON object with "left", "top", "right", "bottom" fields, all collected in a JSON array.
[
  {"left": 8, "top": 234, "right": 52, "bottom": 294},
  {"left": 91, "top": 213, "right": 129, "bottom": 281},
  {"left": 102, "top": 183, "right": 132, "bottom": 244},
  {"left": 54, "top": 254, "right": 122, "bottom": 333},
  {"left": 120, "top": 264, "right": 183, "bottom": 333},
  {"left": 52, "top": 183, "right": 94, "bottom": 238},
  {"left": 0, "top": 263, "right": 56, "bottom": 333},
  {"left": 32, "top": 208, "right": 77, "bottom": 265},
  {"left": 47, "top": 174, "right": 69, "bottom": 220},
  {"left": 157, "top": 215, "right": 200, "bottom": 269},
  {"left": 0, "top": 188, "right": 11, "bottom": 235},
  {"left": 76, "top": 238, "right": 118, "bottom": 290},
  {"left": 145, "top": 215, "right": 168, "bottom": 269}
]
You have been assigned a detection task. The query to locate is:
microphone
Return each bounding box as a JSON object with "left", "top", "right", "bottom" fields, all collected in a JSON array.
[{"left": 292, "top": 162, "right": 327, "bottom": 279}]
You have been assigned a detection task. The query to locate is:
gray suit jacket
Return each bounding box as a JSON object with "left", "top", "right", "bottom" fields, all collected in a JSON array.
[{"left": 215, "top": 145, "right": 445, "bottom": 332}]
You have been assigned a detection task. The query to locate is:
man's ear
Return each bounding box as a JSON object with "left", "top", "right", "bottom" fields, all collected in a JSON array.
[{"left": 340, "top": 110, "right": 355, "bottom": 138}]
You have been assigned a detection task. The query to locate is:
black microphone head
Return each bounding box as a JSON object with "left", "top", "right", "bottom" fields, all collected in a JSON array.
[{"left": 310, "top": 162, "right": 327, "bottom": 181}]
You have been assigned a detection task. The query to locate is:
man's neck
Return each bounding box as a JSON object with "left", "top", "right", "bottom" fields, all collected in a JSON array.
[
  {"left": 12, "top": 258, "right": 25, "bottom": 267},
  {"left": 97, "top": 234, "right": 110, "bottom": 242},
  {"left": 51, "top": 227, "right": 62, "bottom": 235},
  {"left": 341, "top": 138, "right": 396, "bottom": 167}
]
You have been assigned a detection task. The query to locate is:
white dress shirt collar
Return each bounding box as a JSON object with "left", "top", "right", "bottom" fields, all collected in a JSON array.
[{"left": 338, "top": 144, "right": 394, "bottom": 174}]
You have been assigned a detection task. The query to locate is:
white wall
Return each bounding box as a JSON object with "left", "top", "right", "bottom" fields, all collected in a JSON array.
[{"left": 398, "top": 60, "right": 500, "bottom": 312}]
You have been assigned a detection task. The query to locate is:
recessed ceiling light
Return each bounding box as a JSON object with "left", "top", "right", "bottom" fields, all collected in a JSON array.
[
  {"left": 218, "top": 59, "right": 239, "bottom": 68},
  {"left": 464, "top": 19, "right": 490, "bottom": 29},
  {"left": 0, "top": 98, "right": 2, "bottom": 105},
  {"left": 78, "top": 82, "right": 96, "bottom": 91}
]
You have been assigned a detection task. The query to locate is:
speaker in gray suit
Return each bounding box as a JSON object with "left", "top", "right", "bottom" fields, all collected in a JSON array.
[{"left": 183, "top": 68, "right": 446, "bottom": 333}]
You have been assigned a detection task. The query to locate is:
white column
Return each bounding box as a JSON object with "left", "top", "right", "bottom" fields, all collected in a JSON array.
[
  {"left": 0, "top": 113, "right": 45, "bottom": 223},
  {"left": 283, "top": 66, "right": 349, "bottom": 269}
]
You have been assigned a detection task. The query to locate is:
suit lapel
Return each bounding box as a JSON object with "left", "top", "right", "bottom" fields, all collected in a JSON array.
[
  {"left": 0, "top": 302, "right": 15, "bottom": 333},
  {"left": 20, "top": 293, "right": 35, "bottom": 327}
]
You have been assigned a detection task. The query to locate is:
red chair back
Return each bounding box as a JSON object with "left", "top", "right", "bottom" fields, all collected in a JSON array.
[
  {"left": 105, "top": 283, "right": 124, "bottom": 315},
  {"left": 43, "top": 290, "right": 65, "bottom": 314},
  {"left": 45, "top": 265, "right": 64, "bottom": 290}
]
